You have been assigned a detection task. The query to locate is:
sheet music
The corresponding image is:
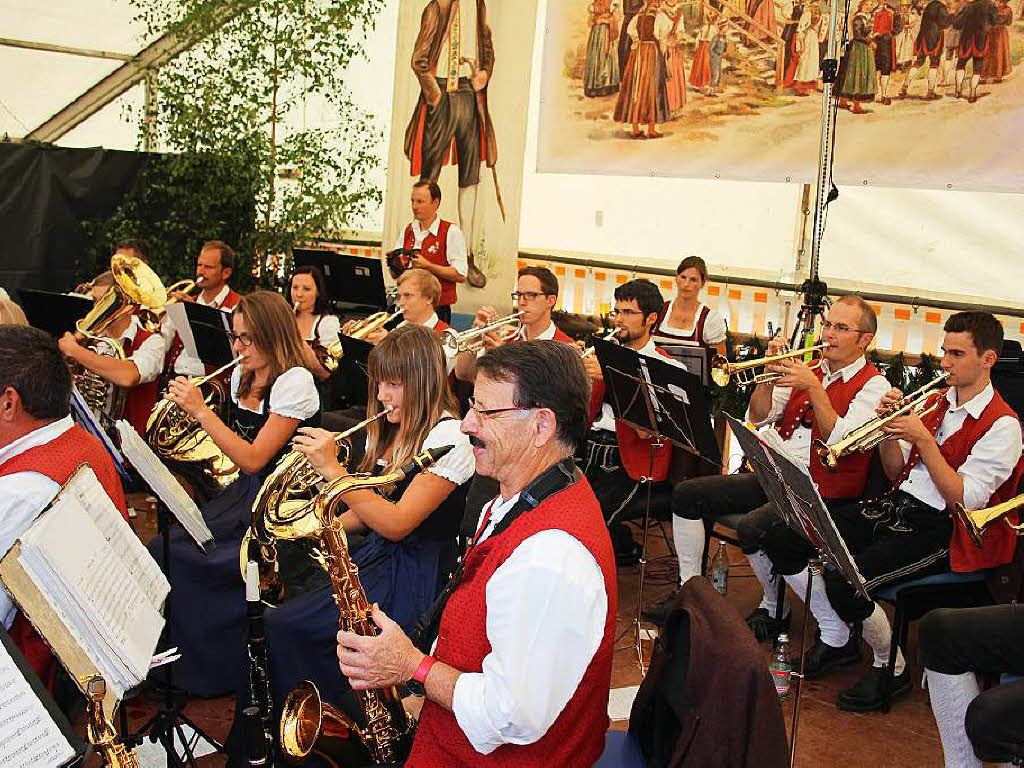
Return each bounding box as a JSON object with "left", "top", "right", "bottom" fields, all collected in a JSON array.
[
  {"left": 63, "top": 467, "right": 169, "bottom": 610},
  {"left": 165, "top": 303, "right": 197, "bottom": 360},
  {"left": 116, "top": 421, "right": 213, "bottom": 550},
  {"left": 0, "top": 638, "right": 76, "bottom": 767},
  {"left": 19, "top": 499, "right": 164, "bottom": 697}
]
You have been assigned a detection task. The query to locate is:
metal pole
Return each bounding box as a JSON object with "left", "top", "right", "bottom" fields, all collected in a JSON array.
[
  {"left": 0, "top": 37, "right": 133, "bottom": 61},
  {"left": 789, "top": 558, "right": 822, "bottom": 767}
]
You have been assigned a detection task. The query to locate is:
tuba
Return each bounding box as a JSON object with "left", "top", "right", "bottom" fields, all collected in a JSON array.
[
  {"left": 71, "top": 254, "right": 168, "bottom": 426},
  {"left": 241, "top": 407, "right": 394, "bottom": 605},
  {"left": 83, "top": 675, "right": 140, "bottom": 768},
  {"left": 954, "top": 492, "right": 1024, "bottom": 548},
  {"left": 710, "top": 342, "right": 831, "bottom": 388},
  {"left": 279, "top": 446, "right": 453, "bottom": 765},
  {"left": 813, "top": 373, "right": 949, "bottom": 470},
  {"left": 145, "top": 356, "right": 244, "bottom": 496}
]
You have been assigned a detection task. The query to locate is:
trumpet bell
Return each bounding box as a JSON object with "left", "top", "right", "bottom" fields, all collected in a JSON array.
[{"left": 710, "top": 354, "right": 731, "bottom": 387}]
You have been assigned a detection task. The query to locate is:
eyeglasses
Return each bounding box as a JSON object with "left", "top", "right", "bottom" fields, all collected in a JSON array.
[
  {"left": 467, "top": 396, "right": 530, "bottom": 419},
  {"left": 609, "top": 308, "right": 644, "bottom": 318},
  {"left": 511, "top": 291, "right": 550, "bottom": 302},
  {"left": 821, "top": 320, "right": 871, "bottom": 334},
  {"left": 228, "top": 332, "right": 254, "bottom": 347}
]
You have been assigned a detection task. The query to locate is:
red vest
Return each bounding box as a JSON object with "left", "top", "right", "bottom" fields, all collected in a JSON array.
[
  {"left": 404, "top": 220, "right": 457, "bottom": 307},
  {"left": 588, "top": 345, "right": 676, "bottom": 482},
  {"left": 908, "top": 389, "right": 1023, "bottom": 572},
  {"left": 431, "top": 318, "right": 451, "bottom": 334},
  {"left": 410, "top": 478, "right": 617, "bottom": 767},
  {"left": 777, "top": 360, "right": 882, "bottom": 499},
  {"left": 124, "top": 328, "right": 160, "bottom": 438},
  {"left": 0, "top": 424, "right": 129, "bottom": 690}
]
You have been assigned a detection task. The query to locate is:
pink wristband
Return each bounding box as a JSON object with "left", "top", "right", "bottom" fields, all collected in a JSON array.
[{"left": 411, "top": 655, "right": 436, "bottom": 685}]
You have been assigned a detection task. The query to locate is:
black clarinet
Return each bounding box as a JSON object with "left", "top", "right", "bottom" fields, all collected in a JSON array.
[{"left": 245, "top": 560, "right": 273, "bottom": 766}]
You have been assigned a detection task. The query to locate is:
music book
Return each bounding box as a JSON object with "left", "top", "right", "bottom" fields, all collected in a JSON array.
[
  {"left": 116, "top": 420, "right": 214, "bottom": 551},
  {"left": 0, "top": 626, "right": 82, "bottom": 767},
  {"left": 0, "top": 466, "right": 168, "bottom": 702},
  {"left": 70, "top": 384, "right": 131, "bottom": 481}
]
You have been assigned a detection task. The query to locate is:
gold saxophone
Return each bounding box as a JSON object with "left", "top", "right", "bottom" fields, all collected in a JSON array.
[
  {"left": 240, "top": 407, "right": 394, "bottom": 605},
  {"left": 279, "top": 446, "right": 453, "bottom": 765},
  {"left": 83, "top": 676, "right": 140, "bottom": 768}
]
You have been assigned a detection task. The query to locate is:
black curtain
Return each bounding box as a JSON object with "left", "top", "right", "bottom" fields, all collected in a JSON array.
[{"left": 0, "top": 142, "right": 148, "bottom": 293}]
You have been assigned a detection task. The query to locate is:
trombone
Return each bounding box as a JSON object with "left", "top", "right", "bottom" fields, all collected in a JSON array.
[
  {"left": 323, "top": 310, "right": 403, "bottom": 372},
  {"left": 814, "top": 373, "right": 949, "bottom": 470},
  {"left": 954, "top": 492, "right": 1024, "bottom": 548},
  {"left": 440, "top": 311, "right": 523, "bottom": 354},
  {"left": 710, "top": 343, "right": 831, "bottom": 388}
]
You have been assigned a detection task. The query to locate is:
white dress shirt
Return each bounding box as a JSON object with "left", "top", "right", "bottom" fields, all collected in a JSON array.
[
  {"left": 749, "top": 356, "right": 889, "bottom": 467},
  {"left": 450, "top": 491, "right": 608, "bottom": 755},
  {"left": 117, "top": 315, "right": 166, "bottom": 385},
  {"left": 392, "top": 217, "right": 468, "bottom": 279},
  {"left": 899, "top": 383, "right": 1023, "bottom": 511},
  {"left": 0, "top": 416, "right": 74, "bottom": 628},
  {"left": 514, "top": 319, "right": 558, "bottom": 342}
]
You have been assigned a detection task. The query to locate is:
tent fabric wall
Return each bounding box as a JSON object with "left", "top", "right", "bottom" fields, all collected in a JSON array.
[{"left": 0, "top": 142, "right": 147, "bottom": 292}]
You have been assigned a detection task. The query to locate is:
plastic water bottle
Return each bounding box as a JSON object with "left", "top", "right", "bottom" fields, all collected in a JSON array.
[
  {"left": 771, "top": 633, "right": 792, "bottom": 699},
  {"left": 710, "top": 540, "right": 729, "bottom": 595}
]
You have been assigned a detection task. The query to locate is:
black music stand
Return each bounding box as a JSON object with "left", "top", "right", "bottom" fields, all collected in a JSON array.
[
  {"left": 595, "top": 340, "right": 720, "bottom": 670},
  {"left": 18, "top": 289, "right": 91, "bottom": 337},
  {"left": 167, "top": 302, "right": 235, "bottom": 369},
  {"left": 293, "top": 248, "right": 388, "bottom": 313},
  {"left": 725, "top": 415, "right": 867, "bottom": 768}
]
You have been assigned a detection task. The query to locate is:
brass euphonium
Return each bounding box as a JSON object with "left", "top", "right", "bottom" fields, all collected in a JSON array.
[
  {"left": 145, "top": 356, "right": 244, "bottom": 495},
  {"left": 240, "top": 407, "right": 394, "bottom": 604},
  {"left": 440, "top": 311, "right": 523, "bottom": 354},
  {"left": 954, "top": 492, "right": 1024, "bottom": 548},
  {"left": 83, "top": 675, "right": 140, "bottom": 768},
  {"left": 814, "top": 373, "right": 949, "bottom": 470},
  {"left": 323, "top": 310, "right": 404, "bottom": 372},
  {"left": 710, "top": 342, "right": 831, "bottom": 388},
  {"left": 279, "top": 446, "right": 453, "bottom": 765}
]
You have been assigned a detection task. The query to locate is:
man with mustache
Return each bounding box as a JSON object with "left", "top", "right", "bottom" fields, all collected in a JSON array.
[{"left": 335, "top": 341, "right": 616, "bottom": 766}]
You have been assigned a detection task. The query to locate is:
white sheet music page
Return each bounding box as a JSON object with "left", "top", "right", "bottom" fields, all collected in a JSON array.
[
  {"left": 0, "top": 640, "right": 75, "bottom": 767},
  {"left": 19, "top": 498, "right": 164, "bottom": 695},
  {"left": 64, "top": 466, "right": 169, "bottom": 610},
  {"left": 116, "top": 421, "right": 213, "bottom": 550}
]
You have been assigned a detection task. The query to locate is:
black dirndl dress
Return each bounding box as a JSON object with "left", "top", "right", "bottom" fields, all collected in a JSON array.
[{"left": 149, "top": 394, "right": 321, "bottom": 697}]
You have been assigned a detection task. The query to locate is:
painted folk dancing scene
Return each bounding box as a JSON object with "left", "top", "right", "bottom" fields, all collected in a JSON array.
[{"left": 2, "top": 0, "right": 1024, "bottom": 767}]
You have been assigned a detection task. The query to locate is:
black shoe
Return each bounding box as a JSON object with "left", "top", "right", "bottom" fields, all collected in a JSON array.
[
  {"left": 837, "top": 665, "right": 912, "bottom": 712},
  {"left": 746, "top": 607, "right": 791, "bottom": 643},
  {"left": 641, "top": 589, "right": 679, "bottom": 624},
  {"left": 790, "top": 633, "right": 861, "bottom": 680}
]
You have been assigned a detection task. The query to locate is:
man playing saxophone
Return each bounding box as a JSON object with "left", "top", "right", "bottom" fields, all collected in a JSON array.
[{"left": 336, "top": 341, "right": 617, "bottom": 766}]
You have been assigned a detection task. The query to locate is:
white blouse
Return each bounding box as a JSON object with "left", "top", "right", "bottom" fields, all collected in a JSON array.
[
  {"left": 305, "top": 314, "right": 342, "bottom": 348},
  {"left": 230, "top": 365, "right": 320, "bottom": 419},
  {"left": 367, "top": 414, "right": 475, "bottom": 486},
  {"left": 653, "top": 299, "right": 727, "bottom": 347}
]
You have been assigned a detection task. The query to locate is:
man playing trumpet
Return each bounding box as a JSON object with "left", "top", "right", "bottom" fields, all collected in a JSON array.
[
  {"left": 646, "top": 297, "right": 889, "bottom": 651},
  {"left": 454, "top": 266, "right": 572, "bottom": 383},
  {"left": 815, "top": 311, "right": 1023, "bottom": 711}
]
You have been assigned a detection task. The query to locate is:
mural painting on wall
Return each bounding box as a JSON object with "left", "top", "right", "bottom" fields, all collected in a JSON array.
[
  {"left": 403, "top": 0, "right": 502, "bottom": 287},
  {"left": 538, "top": 0, "right": 1024, "bottom": 191}
]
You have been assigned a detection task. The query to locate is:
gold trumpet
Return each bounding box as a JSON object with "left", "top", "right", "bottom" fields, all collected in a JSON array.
[
  {"left": 440, "top": 311, "right": 523, "bottom": 354},
  {"left": 954, "top": 492, "right": 1024, "bottom": 548},
  {"left": 240, "top": 406, "right": 394, "bottom": 604},
  {"left": 710, "top": 343, "right": 831, "bottom": 388},
  {"left": 582, "top": 328, "right": 621, "bottom": 358},
  {"left": 814, "top": 373, "right": 949, "bottom": 470},
  {"left": 323, "top": 310, "right": 403, "bottom": 372}
]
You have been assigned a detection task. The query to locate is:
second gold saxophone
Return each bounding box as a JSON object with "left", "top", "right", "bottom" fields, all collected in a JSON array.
[{"left": 279, "top": 445, "right": 453, "bottom": 766}]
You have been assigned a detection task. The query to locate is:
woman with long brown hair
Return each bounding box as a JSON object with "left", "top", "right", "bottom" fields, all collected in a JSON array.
[
  {"left": 222, "top": 324, "right": 474, "bottom": 761},
  {"left": 152, "top": 290, "right": 321, "bottom": 697}
]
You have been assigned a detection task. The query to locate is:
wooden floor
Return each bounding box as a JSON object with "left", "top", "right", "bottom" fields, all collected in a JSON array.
[{"left": 105, "top": 499, "right": 977, "bottom": 767}]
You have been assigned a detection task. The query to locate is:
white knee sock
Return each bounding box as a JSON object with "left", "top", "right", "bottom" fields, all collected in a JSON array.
[
  {"left": 862, "top": 603, "right": 906, "bottom": 675},
  {"left": 783, "top": 568, "right": 850, "bottom": 647},
  {"left": 748, "top": 550, "right": 787, "bottom": 616},
  {"left": 673, "top": 516, "right": 705, "bottom": 584},
  {"left": 925, "top": 668, "right": 982, "bottom": 768}
]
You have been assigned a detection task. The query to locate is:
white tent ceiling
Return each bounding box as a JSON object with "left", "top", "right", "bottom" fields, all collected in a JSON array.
[{"left": 4, "top": 0, "right": 1023, "bottom": 311}]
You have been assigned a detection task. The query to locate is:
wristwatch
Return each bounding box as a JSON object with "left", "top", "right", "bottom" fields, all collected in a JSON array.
[{"left": 406, "top": 655, "right": 436, "bottom": 696}]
